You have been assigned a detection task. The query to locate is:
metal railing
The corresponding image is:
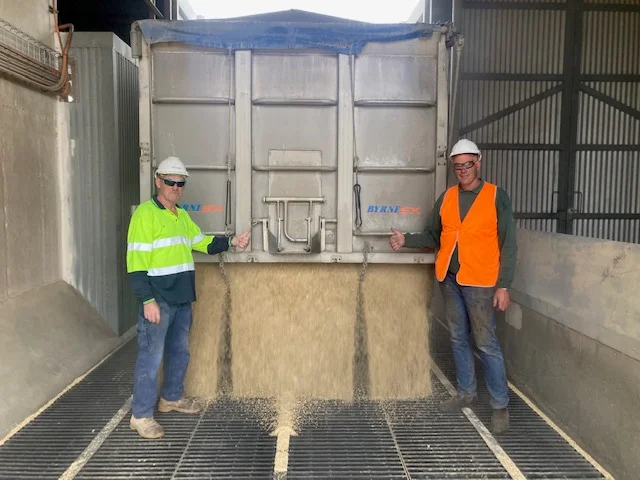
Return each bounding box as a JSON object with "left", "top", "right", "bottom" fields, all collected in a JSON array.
[{"left": 0, "top": 17, "right": 59, "bottom": 70}]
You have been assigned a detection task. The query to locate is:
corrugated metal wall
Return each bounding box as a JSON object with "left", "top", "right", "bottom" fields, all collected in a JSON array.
[
  {"left": 574, "top": 4, "right": 640, "bottom": 242},
  {"left": 456, "top": 0, "right": 639, "bottom": 243},
  {"left": 69, "top": 33, "right": 139, "bottom": 335},
  {"left": 115, "top": 49, "right": 140, "bottom": 335}
]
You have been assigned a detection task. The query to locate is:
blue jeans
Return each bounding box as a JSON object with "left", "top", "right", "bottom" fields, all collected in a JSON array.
[
  {"left": 439, "top": 272, "right": 509, "bottom": 409},
  {"left": 132, "top": 299, "right": 193, "bottom": 418}
]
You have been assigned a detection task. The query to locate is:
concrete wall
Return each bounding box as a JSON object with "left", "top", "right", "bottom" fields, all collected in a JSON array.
[
  {"left": 430, "top": 228, "right": 640, "bottom": 479},
  {"left": 0, "top": 0, "right": 121, "bottom": 439},
  {"left": 0, "top": 282, "right": 119, "bottom": 438},
  {"left": 509, "top": 230, "right": 639, "bottom": 360},
  {"left": 0, "top": 0, "right": 52, "bottom": 45},
  {"left": 0, "top": 0, "right": 59, "bottom": 302}
]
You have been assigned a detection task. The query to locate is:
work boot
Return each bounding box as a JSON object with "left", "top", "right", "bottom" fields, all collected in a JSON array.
[
  {"left": 130, "top": 416, "right": 165, "bottom": 439},
  {"left": 438, "top": 394, "right": 478, "bottom": 413},
  {"left": 158, "top": 397, "right": 202, "bottom": 414},
  {"left": 491, "top": 408, "right": 510, "bottom": 434}
]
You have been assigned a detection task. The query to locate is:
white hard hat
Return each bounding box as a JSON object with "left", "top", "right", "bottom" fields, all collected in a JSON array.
[
  {"left": 449, "top": 139, "right": 481, "bottom": 159},
  {"left": 156, "top": 156, "right": 189, "bottom": 177}
]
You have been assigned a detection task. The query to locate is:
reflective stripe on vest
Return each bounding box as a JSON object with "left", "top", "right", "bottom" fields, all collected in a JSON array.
[
  {"left": 126, "top": 199, "right": 214, "bottom": 276},
  {"left": 435, "top": 182, "right": 500, "bottom": 287}
]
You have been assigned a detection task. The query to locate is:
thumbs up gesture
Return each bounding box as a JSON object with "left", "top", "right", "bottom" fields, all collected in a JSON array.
[
  {"left": 232, "top": 228, "right": 251, "bottom": 251},
  {"left": 389, "top": 227, "right": 405, "bottom": 251}
]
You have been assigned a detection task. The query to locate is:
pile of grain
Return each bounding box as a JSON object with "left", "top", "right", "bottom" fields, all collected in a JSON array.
[{"left": 184, "top": 262, "right": 434, "bottom": 428}]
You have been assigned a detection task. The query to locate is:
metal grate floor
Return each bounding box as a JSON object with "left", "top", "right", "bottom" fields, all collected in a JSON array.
[
  {"left": 429, "top": 318, "right": 605, "bottom": 480},
  {"left": 76, "top": 399, "right": 277, "bottom": 480},
  {"left": 0, "top": 325, "right": 607, "bottom": 480},
  {"left": 287, "top": 389, "right": 510, "bottom": 480}
]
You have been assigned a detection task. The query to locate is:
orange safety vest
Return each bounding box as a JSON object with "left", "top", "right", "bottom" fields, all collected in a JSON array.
[{"left": 435, "top": 182, "right": 500, "bottom": 287}]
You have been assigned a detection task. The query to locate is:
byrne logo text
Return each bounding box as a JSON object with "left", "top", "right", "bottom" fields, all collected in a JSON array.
[
  {"left": 367, "top": 205, "right": 420, "bottom": 215},
  {"left": 182, "top": 204, "right": 224, "bottom": 213}
]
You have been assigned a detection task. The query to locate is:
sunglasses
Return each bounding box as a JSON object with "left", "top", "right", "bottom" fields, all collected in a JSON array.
[
  {"left": 452, "top": 159, "right": 478, "bottom": 171},
  {"left": 159, "top": 177, "right": 186, "bottom": 188}
]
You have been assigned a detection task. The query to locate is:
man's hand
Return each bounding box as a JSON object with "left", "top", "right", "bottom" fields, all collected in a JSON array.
[
  {"left": 389, "top": 227, "right": 406, "bottom": 251},
  {"left": 493, "top": 288, "right": 510, "bottom": 311},
  {"left": 232, "top": 229, "right": 251, "bottom": 250},
  {"left": 143, "top": 301, "right": 161, "bottom": 324}
]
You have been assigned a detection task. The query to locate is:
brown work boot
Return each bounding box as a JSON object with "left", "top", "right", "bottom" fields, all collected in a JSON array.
[
  {"left": 438, "top": 394, "right": 478, "bottom": 413},
  {"left": 158, "top": 397, "right": 202, "bottom": 414},
  {"left": 130, "top": 415, "right": 165, "bottom": 439},
  {"left": 491, "top": 408, "right": 510, "bottom": 434}
]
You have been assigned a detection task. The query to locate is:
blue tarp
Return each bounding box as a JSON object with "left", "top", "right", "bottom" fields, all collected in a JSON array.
[{"left": 137, "top": 18, "right": 434, "bottom": 55}]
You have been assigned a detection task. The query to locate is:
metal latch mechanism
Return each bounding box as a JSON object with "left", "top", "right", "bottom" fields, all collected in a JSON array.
[{"left": 255, "top": 196, "right": 329, "bottom": 254}]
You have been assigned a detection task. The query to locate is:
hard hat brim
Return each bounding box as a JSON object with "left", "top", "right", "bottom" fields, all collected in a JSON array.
[{"left": 155, "top": 170, "right": 190, "bottom": 177}]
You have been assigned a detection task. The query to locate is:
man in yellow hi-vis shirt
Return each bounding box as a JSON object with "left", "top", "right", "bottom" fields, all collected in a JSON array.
[{"left": 127, "top": 156, "right": 250, "bottom": 439}]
